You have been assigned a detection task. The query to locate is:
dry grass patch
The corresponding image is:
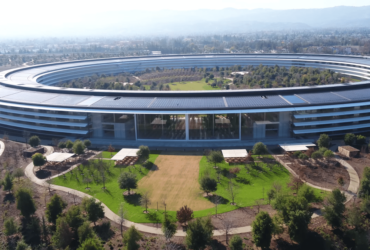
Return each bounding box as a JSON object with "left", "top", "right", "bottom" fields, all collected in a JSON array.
[{"left": 138, "top": 153, "right": 213, "bottom": 211}]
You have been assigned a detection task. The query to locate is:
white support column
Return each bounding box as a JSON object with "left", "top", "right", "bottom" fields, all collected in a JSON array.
[
  {"left": 134, "top": 114, "right": 138, "bottom": 140},
  {"left": 239, "top": 113, "right": 242, "bottom": 140},
  {"left": 185, "top": 114, "right": 189, "bottom": 141}
]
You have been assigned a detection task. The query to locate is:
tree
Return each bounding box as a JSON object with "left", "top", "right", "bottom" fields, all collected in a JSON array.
[
  {"left": 2, "top": 171, "right": 13, "bottom": 193},
  {"left": 344, "top": 133, "right": 356, "bottom": 145},
  {"left": 84, "top": 140, "right": 92, "bottom": 148},
  {"left": 73, "top": 140, "right": 86, "bottom": 155},
  {"left": 13, "top": 168, "right": 24, "bottom": 182},
  {"left": 4, "top": 217, "right": 17, "bottom": 236},
  {"left": 267, "top": 188, "right": 276, "bottom": 204},
  {"left": 32, "top": 153, "right": 46, "bottom": 167},
  {"left": 139, "top": 191, "right": 151, "bottom": 213},
  {"left": 66, "top": 140, "right": 74, "bottom": 149},
  {"left": 208, "top": 150, "right": 224, "bottom": 168},
  {"left": 298, "top": 185, "right": 316, "bottom": 203},
  {"left": 288, "top": 210, "right": 312, "bottom": 244},
  {"left": 185, "top": 217, "right": 213, "bottom": 250},
  {"left": 23, "top": 216, "right": 41, "bottom": 246},
  {"left": 46, "top": 194, "right": 67, "bottom": 224},
  {"left": 41, "top": 216, "right": 49, "bottom": 244},
  {"left": 176, "top": 205, "right": 194, "bottom": 226},
  {"left": 200, "top": 177, "right": 217, "bottom": 196},
  {"left": 288, "top": 175, "right": 304, "bottom": 194},
  {"left": 28, "top": 135, "right": 40, "bottom": 147},
  {"left": 317, "top": 134, "right": 330, "bottom": 148},
  {"left": 136, "top": 145, "right": 150, "bottom": 163},
  {"left": 83, "top": 177, "right": 92, "bottom": 189},
  {"left": 220, "top": 216, "right": 235, "bottom": 245},
  {"left": 359, "top": 167, "right": 370, "bottom": 198},
  {"left": 229, "top": 235, "right": 245, "bottom": 250},
  {"left": 82, "top": 197, "right": 104, "bottom": 225},
  {"left": 272, "top": 214, "right": 284, "bottom": 238},
  {"left": 252, "top": 211, "right": 273, "bottom": 250},
  {"left": 15, "top": 188, "right": 36, "bottom": 218},
  {"left": 108, "top": 144, "right": 115, "bottom": 157},
  {"left": 52, "top": 217, "right": 73, "bottom": 249},
  {"left": 253, "top": 142, "right": 268, "bottom": 155},
  {"left": 16, "top": 240, "right": 31, "bottom": 250},
  {"left": 118, "top": 202, "right": 126, "bottom": 234},
  {"left": 77, "top": 237, "right": 104, "bottom": 250},
  {"left": 347, "top": 205, "right": 364, "bottom": 231},
  {"left": 323, "top": 189, "right": 346, "bottom": 228},
  {"left": 118, "top": 172, "right": 138, "bottom": 195},
  {"left": 227, "top": 180, "right": 238, "bottom": 205},
  {"left": 65, "top": 205, "right": 84, "bottom": 232},
  {"left": 162, "top": 215, "right": 177, "bottom": 241},
  {"left": 123, "top": 226, "right": 143, "bottom": 250},
  {"left": 78, "top": 221, "right": 96, "bottom": 244}
]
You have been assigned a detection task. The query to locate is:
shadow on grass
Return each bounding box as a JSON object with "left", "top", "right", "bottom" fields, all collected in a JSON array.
[
  {"left": 123, "top": 193, "right": 142, "bottom": 206},
  {"left": 146, "top": 211, "right": 161, "bottom": 223},
  {"left": 235, "top": 177, "right": 251, "bottom": 185},
  {"left": 206, "top": 195, "right": 229, "bottom": 205}
]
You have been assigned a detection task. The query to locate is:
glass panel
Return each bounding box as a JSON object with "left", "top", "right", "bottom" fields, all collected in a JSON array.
[
  {"left": 189, "top": 114, "right": 239, "bottom": 140},
  {"left": 100, "top": 114, "right": 135, "bottom": 140},
  {"left": 102, "top": 114, "right": 114, "bottom": 123},
  {"left": 137, "top": 114, "right": 186, "bottom": 140},
  {"left": 241, "top": 112, "right": 281, "bottom": 139}
]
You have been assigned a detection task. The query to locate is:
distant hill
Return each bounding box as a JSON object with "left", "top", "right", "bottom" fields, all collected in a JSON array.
[{"left": 2, "top": 6, "right": 370, "bottom": 37}]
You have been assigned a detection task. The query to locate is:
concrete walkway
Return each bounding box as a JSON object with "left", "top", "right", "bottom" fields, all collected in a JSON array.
[{"left": 25, "top": 147, "right": 361, "bottom": 237}]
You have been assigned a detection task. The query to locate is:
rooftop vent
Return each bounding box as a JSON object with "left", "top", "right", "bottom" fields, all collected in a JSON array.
[
  {"left": 114, "top": 97, "right": 121, "bottom": 100},
  {"left": 261, "top": 95, "right": 267, "bottom": 99}
]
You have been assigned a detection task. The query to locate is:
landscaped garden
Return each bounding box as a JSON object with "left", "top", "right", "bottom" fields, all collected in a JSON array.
[{"left": 52, "top": 147, "right": 326, "bottom": 223}]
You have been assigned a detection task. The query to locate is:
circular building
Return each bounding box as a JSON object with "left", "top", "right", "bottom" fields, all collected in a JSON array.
[{"left": 0, "top": 54, "right": 370, "bottom": 148}]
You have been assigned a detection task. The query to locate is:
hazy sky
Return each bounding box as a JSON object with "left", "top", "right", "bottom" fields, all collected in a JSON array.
[
  {"left": 0, "top": 0, "right": 368, "bottom": 37},
  {"left": 1, "top": 0, "right": 367, "bottom": 25}
]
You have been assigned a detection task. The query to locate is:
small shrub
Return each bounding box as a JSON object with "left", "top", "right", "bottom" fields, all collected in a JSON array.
[
  {"left": 253, "top": 142, "right": 268, "bottom": 155},
  {"left": 28, "top": 135, "right": 41, "bottom": 147},
  {"left": 356, "top": 135, "right": 367, "bottom": 145},
  {"left": 298, "top": 154, "right": 309, "bottom": 160},
  {"left": 229, "top": 167, "right": 241, "bottom": 175},
  {"left": 65, "top": 140, "right": 74, "bottom": 149},
  {"left": 293, "top": 151, "right": 302, "bottom": 158},
  {"left": 58, "top": 141, "right": 66, "bottom": 149},
  {"left": 317, "top": 134, "right": 330, "bottom": 148},
  {"left": 311, "top": 151, "right": 322, "bottom": 159}
]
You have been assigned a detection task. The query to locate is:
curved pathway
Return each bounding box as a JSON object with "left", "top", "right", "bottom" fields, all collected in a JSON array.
[{"left": 25, "top": 147, "right": 359, "bottom": 237}]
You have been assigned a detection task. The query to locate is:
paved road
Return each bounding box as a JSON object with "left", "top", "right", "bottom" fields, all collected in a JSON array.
[{"left": 25, "top": 146, "right": 360, "bottom": 236}]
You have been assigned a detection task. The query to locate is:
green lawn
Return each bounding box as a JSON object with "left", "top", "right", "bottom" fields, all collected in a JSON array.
[
  {"left": 169, "top": 78, "right": 221, "bottom": 91},
  {"left": 52, "top": 153, "right": 326, "bottom": 223},
  {"left": 95, "top": 151, "right": 118, "bottom": 159}
]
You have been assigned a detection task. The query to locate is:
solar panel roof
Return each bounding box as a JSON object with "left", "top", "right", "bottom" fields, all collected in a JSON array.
[
  {"left": 226, "top": 96, "right": 289, "bottom": 108},
  {"left": 295, "top": 92, "right": 348, "bottom": 104},
  {"left": 150, "top": 97, "right": 226, "bottom": 109}
]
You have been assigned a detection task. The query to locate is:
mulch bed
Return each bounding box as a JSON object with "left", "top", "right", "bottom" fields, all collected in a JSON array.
[{"left": 278, "top": 155, "right": 351, "bottom": 190}]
